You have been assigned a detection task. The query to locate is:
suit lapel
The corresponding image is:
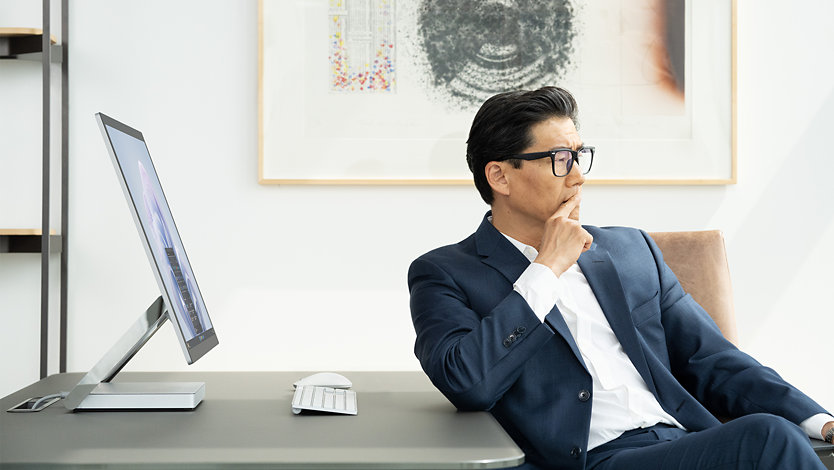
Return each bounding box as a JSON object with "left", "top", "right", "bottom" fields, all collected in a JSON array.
[
  {"left": 578, "top": 247, "right": 658, "bottom": 395},
  {"left": 474, "top": 213, "right": 587, "bottom": 368},
  {"left": 475, "top": 215, "right": 530, "bottom": 286}
]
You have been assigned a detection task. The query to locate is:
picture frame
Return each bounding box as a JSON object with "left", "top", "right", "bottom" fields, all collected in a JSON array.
[{"left": 258, "top": 0, "right": 736, "bottom": 185}]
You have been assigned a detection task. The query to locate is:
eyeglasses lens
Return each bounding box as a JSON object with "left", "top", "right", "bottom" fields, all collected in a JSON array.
[
  {"left": 553, "top": 148, "right": 593, "bottom": 176},
  {"left": 553, "top": 151, "right": 572, "bottom": 176}
]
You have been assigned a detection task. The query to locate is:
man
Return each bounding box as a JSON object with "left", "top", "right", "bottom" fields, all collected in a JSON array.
[{"left": 408, "top": 86, "right": 833, "bottom": 469}]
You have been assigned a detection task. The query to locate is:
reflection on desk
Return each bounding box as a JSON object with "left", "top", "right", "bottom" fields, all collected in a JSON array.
[{"left": 0, "top": 371, "right": 524, "bottom": 469}]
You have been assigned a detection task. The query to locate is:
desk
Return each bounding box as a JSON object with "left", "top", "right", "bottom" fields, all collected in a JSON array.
[
  {"left": 0, "top": 371, "right": 524, "bottom": 469},
  {"left": 814, "top": 439, "right": 834, "bottom": 470}
]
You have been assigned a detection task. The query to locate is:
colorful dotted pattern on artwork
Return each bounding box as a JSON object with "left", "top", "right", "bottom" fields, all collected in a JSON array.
[{"left": 328, "top": 0, "right": 396, "bottom": 93}]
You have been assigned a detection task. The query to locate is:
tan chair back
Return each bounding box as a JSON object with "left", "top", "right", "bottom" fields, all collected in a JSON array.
[{"left": 648, "top": 231, "right": 739, "bottom": 345}]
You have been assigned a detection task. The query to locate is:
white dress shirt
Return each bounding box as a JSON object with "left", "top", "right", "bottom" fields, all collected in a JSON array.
[{"left": 500, "top": 232, "right": 832, "bottom": 448}]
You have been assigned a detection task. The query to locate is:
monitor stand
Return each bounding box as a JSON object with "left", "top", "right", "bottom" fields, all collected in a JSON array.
[{"left": 64, "top": 296, "right": 205, "bottom": 411}]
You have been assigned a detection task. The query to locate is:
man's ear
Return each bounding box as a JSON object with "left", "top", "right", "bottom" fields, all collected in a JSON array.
[{"left": 485, "top": 161, "right": 511, "bottom": 198}]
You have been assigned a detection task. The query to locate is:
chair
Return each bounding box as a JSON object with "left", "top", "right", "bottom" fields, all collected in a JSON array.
[
  {"left": 648, "top": 230, "right": 739, "bottom": 345},
  {"left": 649, "top": 231, "right": 834, "bottom": 466}
]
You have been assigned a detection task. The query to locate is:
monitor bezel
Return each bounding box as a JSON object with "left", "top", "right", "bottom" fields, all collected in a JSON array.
[{"left": 95, "top": 112, "right": 218, "bottom": 365}]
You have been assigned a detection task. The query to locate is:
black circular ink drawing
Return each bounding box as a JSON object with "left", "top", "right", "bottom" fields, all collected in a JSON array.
[{"left": 416, "top": 0, "right": 577, "bottom": 109}]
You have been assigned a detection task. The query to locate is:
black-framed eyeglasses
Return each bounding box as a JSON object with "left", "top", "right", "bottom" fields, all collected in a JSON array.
[{"left": 497, "top": 147, "right": 594, "bottom": 177}]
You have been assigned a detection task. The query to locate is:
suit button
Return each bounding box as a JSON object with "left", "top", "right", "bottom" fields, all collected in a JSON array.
[
  {"left": 508, "top": 334, "right": 516, "bottom": 342},
  {"left": 570, "top": 447, "right": 582, "bottom": 458},
  {"left": 502, "top": 338, "right": 512, "bottom": 347},
  {"left": 578, "top": 389, "right": 591, "bottom": 402},
  {"left": 515, "top": 326, "right": 526, "bottom": 334}
]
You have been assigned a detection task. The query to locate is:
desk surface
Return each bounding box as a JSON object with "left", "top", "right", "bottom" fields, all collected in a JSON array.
[{"left": 0, "top": 371, "right": 524, "bottom": 469}]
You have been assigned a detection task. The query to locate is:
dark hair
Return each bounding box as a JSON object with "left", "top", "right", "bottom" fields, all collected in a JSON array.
[{"left": 466, "top": 86, "right": 578, "bottom": 204}]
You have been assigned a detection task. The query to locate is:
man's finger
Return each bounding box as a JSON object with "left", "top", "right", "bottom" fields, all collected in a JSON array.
[
  {"left": 581, "top": 231, "right": 593, "bottom": 252},
  {"left": 553, "top": 192, "right": 581, "bottom": 219}
]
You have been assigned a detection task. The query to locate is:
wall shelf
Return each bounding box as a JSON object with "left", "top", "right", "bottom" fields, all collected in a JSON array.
[
  {"left": 0, "top": 28, "right": 58, "bottom": 60},
  {"left": 0, "top": 0, "right": 69, "bottom": 378},
  {"left": 0, "top": 229, "right": 61, "bottom": 254}
]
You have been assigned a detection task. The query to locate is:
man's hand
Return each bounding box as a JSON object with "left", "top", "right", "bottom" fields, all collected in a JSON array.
[
  {"left": 822, "top": 421, "right": 834, "bottom": 442},
  {"left": 533, "top": 191, "right": 593, "bottom": 277}
]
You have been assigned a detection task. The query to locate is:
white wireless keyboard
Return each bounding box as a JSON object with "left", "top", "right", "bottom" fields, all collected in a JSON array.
[{"left": 291, "top": 385, "right": 357, "bottom": 415}]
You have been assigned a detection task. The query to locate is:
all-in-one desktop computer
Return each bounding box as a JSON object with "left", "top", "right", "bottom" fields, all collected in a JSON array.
[{"left": 60, "top": 113, "right": 219, "bottom": 410}]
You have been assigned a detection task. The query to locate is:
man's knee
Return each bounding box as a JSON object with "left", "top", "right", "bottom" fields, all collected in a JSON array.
[
  {"left": 732, "top": 413, "right": 806, "bottom": 442},
  {"left": 727, "top": 413, "right": 822, "bottom": 469}
]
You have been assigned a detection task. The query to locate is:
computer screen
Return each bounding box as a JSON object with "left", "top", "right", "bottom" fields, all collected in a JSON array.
[{"left": 96, "top": 113, "right": 218, "bottom": 364}]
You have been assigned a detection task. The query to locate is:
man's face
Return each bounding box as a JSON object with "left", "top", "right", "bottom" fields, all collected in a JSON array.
[{"left": 504, "top": 116, "right": 585, "bottom": 225}]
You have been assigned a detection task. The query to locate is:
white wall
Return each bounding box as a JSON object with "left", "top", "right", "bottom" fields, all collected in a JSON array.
[{"left": 2, "top": 0, "right": 834, "bottom": 415}]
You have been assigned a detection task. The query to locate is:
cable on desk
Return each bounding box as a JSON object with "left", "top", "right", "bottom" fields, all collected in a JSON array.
[{"left": 32, "top": 392, "right": 69, "bottom": 410}]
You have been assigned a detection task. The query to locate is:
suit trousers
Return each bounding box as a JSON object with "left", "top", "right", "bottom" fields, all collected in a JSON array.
[{"left": 585, "top": 414, "right": 824, "bottom": 470}]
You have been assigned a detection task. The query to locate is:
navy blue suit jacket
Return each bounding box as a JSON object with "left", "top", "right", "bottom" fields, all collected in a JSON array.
[{"left": 408, "top": 212, "right": 826, "bottom": 470}]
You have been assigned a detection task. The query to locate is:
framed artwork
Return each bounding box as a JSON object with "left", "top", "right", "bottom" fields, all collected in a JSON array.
[{"left": 259, "top": 0, "right": 736, "bottom": 185}]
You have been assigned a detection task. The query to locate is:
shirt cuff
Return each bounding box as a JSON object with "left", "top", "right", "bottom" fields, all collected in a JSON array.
[
  {"left": 800, "top": 413, "right": 834, "bottom": 440},
  {"left": 513, "top": 262, "right": 565, "bottom": 323}
]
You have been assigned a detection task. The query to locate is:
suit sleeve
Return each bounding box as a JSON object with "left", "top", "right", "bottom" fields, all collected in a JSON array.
[
  {"left": 642, "top": 230, "right": 829, "bottom": 425},
  {"left": 408, "top": 255, "right": 555, "bottom": 411}
]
